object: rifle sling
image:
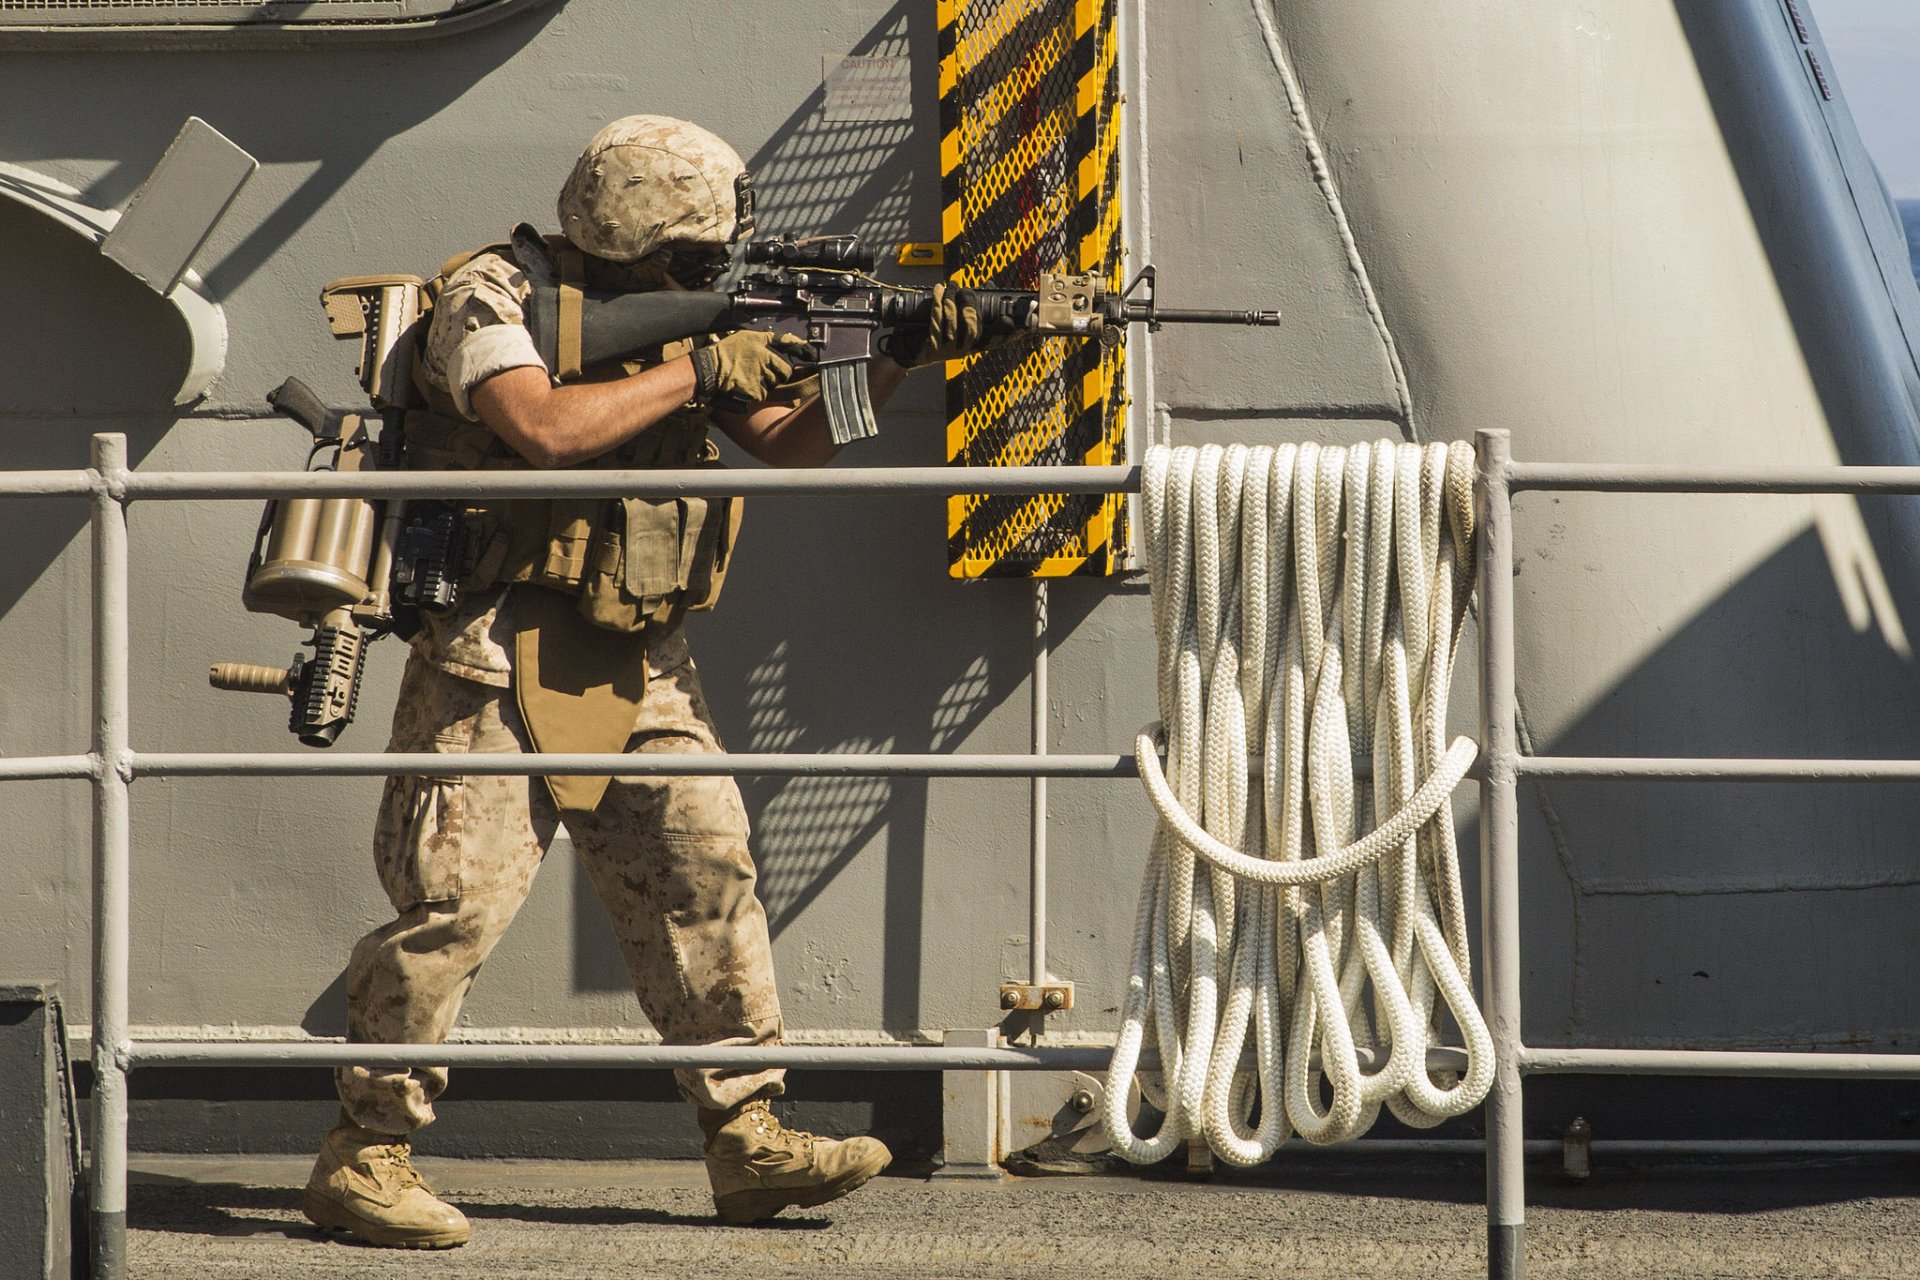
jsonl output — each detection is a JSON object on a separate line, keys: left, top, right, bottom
{"left": 556, "top": 246, "right": 586, "bottom": 381}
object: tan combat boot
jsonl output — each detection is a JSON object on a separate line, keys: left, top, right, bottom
{"left": 302, "top": 1113, "right": 470, "bottom": 1249}
{"left": 700, "top": 1098, "right": 892, "bottom": 1224}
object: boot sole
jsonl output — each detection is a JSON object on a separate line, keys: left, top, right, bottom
{"left": 302, "top": 1188, "right": 470, "bottom": 1249}
{"left": 713, "top": 1149, "right": 892, "bottom": 1225}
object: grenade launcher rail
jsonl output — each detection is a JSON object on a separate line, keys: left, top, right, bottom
{"left": 524, "top": 234, "right": 1282, "bottom": 446}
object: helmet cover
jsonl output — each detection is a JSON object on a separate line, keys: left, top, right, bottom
{"left": 557, "top": 115, "right": 752, "bottom": 262}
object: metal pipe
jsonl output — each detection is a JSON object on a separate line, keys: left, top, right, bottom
{"left": 1031, "top": 580, "right": 1049, "bottom": 990}
{"left": 60, "top": 458, "right": 1920, "bottom": 503}
{"left": 1476, "top": 429, "right": 1525, "bottom": 1280}
{"left": 131, "top": 1042, "right": 1123, "bottom": 1071}
{"left": 0, "top": 754, "right": 99, "bottom": 780}
{"left": 1118, "top": 0, "right": 1156, "bottom": 551}
{"left": 119, "top": 464, "right": 1143, "bottom": 501}
{"left": 131, "top": 750, "right": 1150, "bottom": 779}
{"left": 1199, "top": 1139, "right": 1920, "bottom": 1157}
{"left": 25, "top": 450, "right": 1920, "bottom": 506}
{"left": 0, "top": 469, "right": 93, "bottom": 497}
{"left": 126, "top": 1039, "right": 1475, "bottom": 1073}
{"left": 133, "top": 750, "right": 1373, "bottom": 779}
{"left": 89, "top": 435, "right": 131, "bottom": 1280}
{"left": 1520, "top": 1047, "right": 1920, "bottom": 1079}
{"left": 1510, "top": 460, "right": 1920, "bottom": 495}
{"left": 1577, "top": 1140, "right": 1920, "bottom": 1156}
{"left": 1522, "top": 755, "right": 1920, "bottom": 782}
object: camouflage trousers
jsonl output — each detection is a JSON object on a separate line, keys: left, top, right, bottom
{"left": 335, "top": 628, "right": 784, "bottom": 1133}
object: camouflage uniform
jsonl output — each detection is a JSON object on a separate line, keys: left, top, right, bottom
{"left": 335, "top": 245, "right": 785, "bottom": 1133}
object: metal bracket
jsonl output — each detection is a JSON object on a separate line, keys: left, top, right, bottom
{"left": 999, "top": 981, "right": 1074, "bottom": 1012}
{"left": 0, "top": 119, "right": 255, "bottom": 406}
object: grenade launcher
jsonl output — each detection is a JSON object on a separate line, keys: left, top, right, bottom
{"left": 523, "top": 233, "right": 1282, "bottom": 446}
{"left": 208, "top": 275, "right": 461, "bottom": 746}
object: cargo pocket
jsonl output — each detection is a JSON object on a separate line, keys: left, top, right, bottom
{"left": 371, "top": 742, "right": 469, "bottom": 912}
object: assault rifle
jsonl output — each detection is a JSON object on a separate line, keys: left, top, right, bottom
{"left": 522, "top": 233, "right": 1281, "bottom": 445}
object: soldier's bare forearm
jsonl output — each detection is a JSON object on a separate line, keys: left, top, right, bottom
{"left": 470, "top": 360, "right": 700, "bottom": 468}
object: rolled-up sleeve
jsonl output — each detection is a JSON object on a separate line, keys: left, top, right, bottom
{"left": 420, "top": 252, "right": 551, "bottom": 421}
{"left": 445, "top": 324, "right": 546, "bottom": 419}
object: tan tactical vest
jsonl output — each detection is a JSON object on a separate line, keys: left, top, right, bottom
{"left": 404, "top": 237, "right": 742, "bottom": 637}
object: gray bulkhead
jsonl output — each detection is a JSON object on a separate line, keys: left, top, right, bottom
{"left": 0, "top": 0, "right": 1915, "bottom": 1153}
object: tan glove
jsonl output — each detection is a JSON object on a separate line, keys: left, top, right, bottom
{"left": 886, "top": 283, "right": 1027, "bottom": 368}
{"left": 691, "top": 330, "right": 817, "bottom": 405}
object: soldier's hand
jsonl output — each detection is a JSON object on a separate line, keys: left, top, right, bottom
{"left": 691, "top": 331, "right": 818, "bottom": 406}
{"left": 885, "top": 283, "right": 1026, "bottom": 369}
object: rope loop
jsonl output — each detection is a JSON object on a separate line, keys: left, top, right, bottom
{"left": 1105, "top": 441, "right": 1493, "bottom": 1164}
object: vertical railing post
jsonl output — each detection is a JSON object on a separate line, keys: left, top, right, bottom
{"left": 89, "top": 433, "right": 132, "bottom": 1280}
{"left": 1030, "top": 579, "right": 1050, "bottom": 991}
{"left": 1476, "top": 428, "right": 1525, "bottom": 1280}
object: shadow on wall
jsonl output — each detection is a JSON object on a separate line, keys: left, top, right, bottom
{"left": 1529, "top": 523, "right": 1920, "bottom": 1046}
{"left": 0, "top": 8, "right": 557, "bottom": 303}
{"left": 741, "top": 0, "right": 919, "bottom": 247}
{"left": 0, "top": 2, "right": 559, "bottom": 637}
{"left": 0, "top": 201, "right": 185, "bottom": 680}
{"left": 570, "top": 492, "right": 1111, "bottom": 1031}
{"left": 1674, "top": 2, "right": 1920, "bottom": 590}
{"left": 564, "top": 0, "right": 1006, "bottom": 1034}
{"left": 0, "top": 201, "right": 192, "bottom": 424}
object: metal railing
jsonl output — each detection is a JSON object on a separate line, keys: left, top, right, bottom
{"left": 1475, "top": 428, "right": 1920, "bottom": 1280}
{"left": 22, "top": 434, "right": 1147, "bottom": 1279}
{"left": 18, "top": 430, "right": 1920, "bottom": 1277}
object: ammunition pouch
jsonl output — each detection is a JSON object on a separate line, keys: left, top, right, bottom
{"left": 403, "top": 405, "right": 742, "bottom": 636}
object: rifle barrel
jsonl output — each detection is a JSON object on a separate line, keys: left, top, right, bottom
{"left": 1129, "top": 306, "right": 1281, "bottom": 326}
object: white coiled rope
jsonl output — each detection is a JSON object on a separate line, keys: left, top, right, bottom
{"left": 1104, "top": 441, "right": 1494, "bottom": 1165}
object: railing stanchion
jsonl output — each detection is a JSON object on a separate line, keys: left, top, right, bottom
{"left": 89, "top": 433, "right": 132, "bottom": 1280}
{"left": 1477, "top": 429, "right": 1525, "bottom": 1280}
{"left": 1030, "top": 580, "right": 1050, "bottom": 992}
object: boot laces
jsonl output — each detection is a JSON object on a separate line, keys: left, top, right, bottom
{"left": 364, "top": 1140, "right": 429, "bottom": 1193}
{"left": 749, "top": 1104, "right": 813, "bottom": 1157}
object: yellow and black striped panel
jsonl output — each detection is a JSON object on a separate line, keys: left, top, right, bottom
{"left": 939, "top": 0, "right": 1128, "bottom": 579}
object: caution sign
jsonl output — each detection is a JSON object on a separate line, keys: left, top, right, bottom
{"left": 938, "top": 0, "right": 1128, "bottom": 579}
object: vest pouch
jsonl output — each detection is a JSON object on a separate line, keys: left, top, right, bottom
{"left": 535, "top": 500, "right": 600, "bottom": 588}
{"left": 623, "top": 497, "right": 685, "bottom": 599}
{"left": 571, "top": 496, "right": 678, "bottom": 634}
{"left": 681, "top": 494, "right": 742, "bottom": 613}
{"left": 453, "top": 499, "right": 548, "bottom": 593}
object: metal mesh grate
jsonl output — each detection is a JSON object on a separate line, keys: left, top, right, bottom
{"left": 940, "top": 0, "right": 1127, "bottom": 579}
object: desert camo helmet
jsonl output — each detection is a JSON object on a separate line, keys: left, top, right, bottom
{"left": 557, "top": 115, "right": 754, "bottom": 262}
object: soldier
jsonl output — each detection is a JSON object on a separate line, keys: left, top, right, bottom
{"left": 300, "top": 115, "right": 1008, "bottom": 1249}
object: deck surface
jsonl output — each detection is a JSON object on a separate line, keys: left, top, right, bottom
{"left": 126, "top": 1152, "right": 1920, "bottom": 1278}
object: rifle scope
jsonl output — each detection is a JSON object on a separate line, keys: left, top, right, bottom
{"left": 743, "top": 235, "right": 876, "bottom": 274}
